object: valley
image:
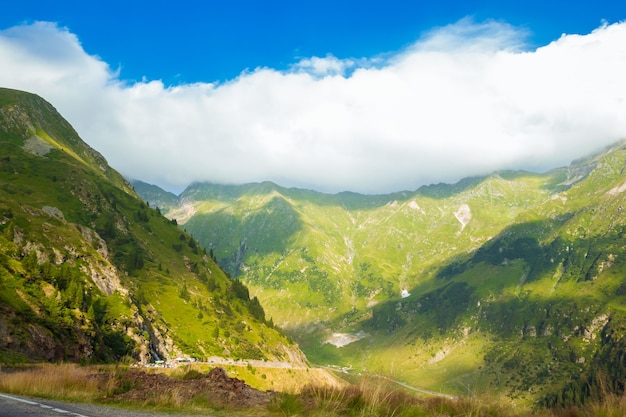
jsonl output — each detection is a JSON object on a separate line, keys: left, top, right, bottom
{"left": 2, "top": 86, "right": 626, "bottom": 412}
{"left": 136, "top": 142, "right": 626, "bottom": 405}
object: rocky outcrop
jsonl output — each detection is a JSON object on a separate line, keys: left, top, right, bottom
{"left": 80, "top": 263, "right": 126, "bottom": 297}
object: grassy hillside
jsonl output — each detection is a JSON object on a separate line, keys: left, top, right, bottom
{"left": 156, "top": 172, "right": 557, "bottom": 328}
{"left": 0, "top": 87, "right": 303, "bottom": 366}
{"left": 140, "top": 140, "right": 626, "bottom": 406}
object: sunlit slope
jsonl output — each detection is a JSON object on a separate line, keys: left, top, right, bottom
{"left": 160, "top": 172, "right": 557, "bottom": 327}
{"left": 349, "top": 143, "right": 626, "bottom": 404}
{"left": 142, "top": 141, "right": 626, "bottom": 405}
{"left": 0, "top": 87, "right": 303, "bottom": 365}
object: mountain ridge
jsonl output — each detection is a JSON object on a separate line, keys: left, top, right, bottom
{"left": 135, "top": 139, "right": 626, "bottom": 405}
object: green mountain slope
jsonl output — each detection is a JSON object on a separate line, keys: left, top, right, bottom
{"left": 0, "top": 87, "right": 304, "bottom": 366}
{"left": 156, "top": 173, "right": 558, "bottom": 327}
{"left": 140, "top": 141, "right": 626, "bottom": 405}
{"left": 131, "top": 180, "right": 179, "bottom": 214}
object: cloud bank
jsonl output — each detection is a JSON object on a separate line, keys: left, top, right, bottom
{"left": 1, "top": 19, "right": 625, "bottom": 194}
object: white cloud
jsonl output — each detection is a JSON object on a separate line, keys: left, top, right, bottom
{"left": 293, "top": 54, "right": 356, "bottom": 77}
{"left": 1, "top": 19, "right": 626, "bottom": 194}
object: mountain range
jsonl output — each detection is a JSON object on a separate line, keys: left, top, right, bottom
{"left": 135, "top": 140, "right": 626, "bottom": 406}
{"left": 2, "top": 86, "right": 626, "bottom": 408}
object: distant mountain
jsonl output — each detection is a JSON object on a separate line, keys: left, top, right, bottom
{"left": 136, "top": 140, "right": 626, "bottom": 406}
{"left": 0, "top": 87, "right": 305, "bottom": 366}
{"left": 131, "top": 180, "right": 179, "bottom": 214}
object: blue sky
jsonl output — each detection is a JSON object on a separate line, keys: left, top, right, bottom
{"left": 3, "top": 1, "right": 624, "bottom": 85}
{"left": 1, "top": 2, "right": 626, "bottom": 194}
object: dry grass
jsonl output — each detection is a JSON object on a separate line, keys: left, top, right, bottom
{"left": 2, "top": 364, "right": 626, "bottom": 417}
{"left": 295, "top": 378, "right": 547, "bottom": 417}
{"left": 0, "top": 364, "right": 218, "bottom": 414}
{"left": 0, "top": 363, "right": 110, "bottom": 401}
{"left": 296, "top": 377, "right": 447, "bottom": 417}
{"left": 544, "top": 392, "right": 626, "bottom": 417}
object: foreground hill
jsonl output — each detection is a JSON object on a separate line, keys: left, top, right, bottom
{"left": 140, "top": 141, "right": 626, "bottom": 405}
{"left": 0, "top": 87, "right": 305, "bottom": 366}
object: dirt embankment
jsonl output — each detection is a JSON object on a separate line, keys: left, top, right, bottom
{"left": 108, "top": 367, "right": 273, "bottom": 407}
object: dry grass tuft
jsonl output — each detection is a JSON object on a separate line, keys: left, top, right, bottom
{"left": 547, "top": 392, "right": 626, "bottom": 417}
{"left": 298, "top": 377, "right": 424, "bottom": 417}
{"left": 0, "top": 363, "right": 108, "bottom": 401}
